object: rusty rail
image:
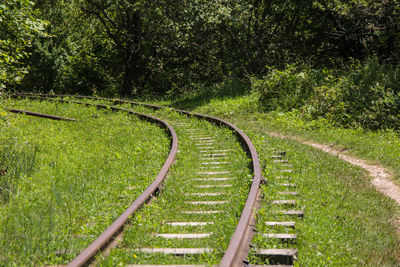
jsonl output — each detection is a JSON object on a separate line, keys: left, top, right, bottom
{"left": 5, "top": 108, "right": 77, "bottom": 121}
{"left": 8, "top": 94, "right": 178, "bottom": 267}
{"left": 12, "top": 93, "right": 263, "bottom": 266}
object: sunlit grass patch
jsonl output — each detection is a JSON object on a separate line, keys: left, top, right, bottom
{"left": 98, "top": 110, "right": 251, "bottom": 266}
{"left": 0, "top": 99, "right": 170, "bottom": 266}
{"left": 155, "top": 93, "right": 400, "bottom": 266}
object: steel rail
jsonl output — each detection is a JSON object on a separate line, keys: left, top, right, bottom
{"left": 13, "top": 93, "right": 263, "bottom": 266}
{"left": 8, "top": 94, "right": 178, "bottom": 267}
{"left": 4, "top": 108, "right": 77, "bottom": 121}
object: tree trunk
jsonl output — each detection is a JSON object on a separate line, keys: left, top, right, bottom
{"left": 120, "top": 55, "right": 136, "bottom": 97}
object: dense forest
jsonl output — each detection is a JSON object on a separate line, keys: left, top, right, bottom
{"left": 1, "top": 0, "right": 400, "bottom": 129}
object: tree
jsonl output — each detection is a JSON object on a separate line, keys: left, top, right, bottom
{"left": 0, "top": 0, "right": 46, "bottom": 90}
{"left": 79, "top": 0, "right": 145, "bottom": 97}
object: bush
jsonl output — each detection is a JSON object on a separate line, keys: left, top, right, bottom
{"left": 254, "top": 59, "right": 400, "bottom": 130}
{"left": 253, "top": 64, "right": 315, "bottom": 112}
{"left": 305, "top": 59, "right": 400, "bottom": 129}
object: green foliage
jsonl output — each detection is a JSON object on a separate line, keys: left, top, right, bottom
{"left": 304, "top": 59, "right": 400, "bottom": 129}
{"left": 5, "top": 0, "right": 400, "bottom": 109}
{"left": 253, "top": 65, "right": 314, "bottom": 112}
{"left": 0, "top": 0, "right": 46, "bottom": 89}
{"left": 253, "top": 58, "right": 400, "bottom": 130}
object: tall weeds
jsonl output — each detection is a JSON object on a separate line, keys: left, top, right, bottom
{"left": 0, "top": 141, "right": 37, "bottom": 204}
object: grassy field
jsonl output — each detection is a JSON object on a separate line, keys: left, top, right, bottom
{"left": 96, "top": 104, "right": 251, "bottom": 265}
{"left": 2, "top": 95, "right": 400, "bottom": 266}
{"left": 81, "top": 95, "right": 400, "bottom": 265}
{"left": 154, "top": 92, "right": 400, "bottom": 266}
{"left": 185, "top": 93, "right": 400, "bottom": 182}
{"left": 249, "top": 132, "right": 399, "bottom": 265}
{"left": 0, "top": 98, "right": 170, "bottom": 266}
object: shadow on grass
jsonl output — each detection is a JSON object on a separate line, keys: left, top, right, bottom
{"left": 168, "top": 79, "right": 251, "bottom": 110}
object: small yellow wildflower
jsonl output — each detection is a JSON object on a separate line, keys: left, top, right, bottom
{"left": 0, "top": 112, "right": 6, "bottom": 116}
{"left": 133, "top": 254, "right": 137, "bottom": 258}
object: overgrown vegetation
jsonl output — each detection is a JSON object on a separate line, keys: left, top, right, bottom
{"left": 0, "top": 109, "right": 37, "bottom": 204}
{"left": 156, "top": 87, "right": 400, "bottom": 266}
{"left": 0, "top": 99, "right": 169, "bottom": 265}
{"left": 253, "top": 58, "right": 400, "bottom": 130}
{"left": 98, "top": 108, "right": 251, "bottom": 265}
{"left": 165, "top": 87, "right": 400, "bottom": 183}
{"left": 2, "top": 1, "right": 400, "bottom": 104}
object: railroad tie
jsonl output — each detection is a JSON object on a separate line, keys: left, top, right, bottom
{"left": 195, "top": 146, "right": 215, "bottom": 149}
{"left": 193, "top": 177, "right": 232, "bottom": 181}
{"left": 253, "top": 249, "right": 298, "bottom": 265}
{"left": 274, "top": 210, "right": 304, "bottom": 217}
{"left": 263, "top": 233, "right": 297, "bottom": 243}
{"left": 154, "top": 233, "right": 213, "bottom": 239}
{"left": 281, "top": 164, "right": 294, "bottom": 168}
{"left": 195, "top": 142, "right": 216, "bottom": 146}
{"left": 195, "top": 139, "right": 215, "bottom": 142}
{"left": 198, "top": 149, "right": 233, "bottom": 153}
{"left": 194, "top": 184, "right": 232, "bottom": 188}
{"left": 272, "top": 200, "right": 297, "bottom": 206}
{"left": 166, "top": 222, "right": 214, "bottom": 226}
{"left": 273, "top": 159, "right": 289, "bottom": 163}
{"left": 199, "top": 157, "right": 229, "bottom": 161}
{"left": 134, "top": 248, "right": 213, "bottom": 255}
{"left": 200, "top": 153, "right": 228, "bottom": 157}
{"left": 185, "top": 201, "right": 228, "bottom": 205}
{"left": 196, "top": 171, "right": 231, "bottom": 175}
{"left": 187, "top": 192, "right": 225, "bottom": 196}
{"left": 181, "top": 210, "right": 222, "bottom": 214}
{"left": 265, "top": 221, "right": 295, "bottom": 228}
{"left": 279, "top": 183, "right": 297, "bottom": 187}
{"left": 200, "top": 161, "right": 229, "bottom": 165}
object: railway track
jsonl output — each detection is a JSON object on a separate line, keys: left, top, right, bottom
{"left": 7, "top": 94, "right": 302, "bottom": 266}
{"left": 4, "top": 107, "right": 78, "bottom": 121}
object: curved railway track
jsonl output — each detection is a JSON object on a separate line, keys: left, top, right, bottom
{"left": 8, "top": 93, "right": 300, "bottom": 266}
{"left": 4, "top": 107, "right": 78, "bottom": 121}
{"left": 4, "top": 96, "right": 178, "bottom": 265}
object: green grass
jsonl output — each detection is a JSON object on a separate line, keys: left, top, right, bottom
{"left": 98, "top": 107, "right": 252, "bottom": 265}
{"left": 8, "top": 94, "right": 400, "bottom": 265}
{"left": 149, "top": 92, "right": 400, "bottom": 266}
{"left": 0, "top": 98, "right": 170, "bottom": 266}
{"left": 250, "top": 134, "right": 399, "bottom": 266}
{"left": 158, "top": 92, "right": 400, "bottom": 183}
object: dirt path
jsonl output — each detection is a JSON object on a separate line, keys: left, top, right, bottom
{"left": 268, "top": 132, "right": 400, "bottom": 206}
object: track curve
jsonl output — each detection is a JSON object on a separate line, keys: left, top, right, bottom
{"left": 11, "top": 93, "right": 263, "bottom": 266}
{"left": 7, "top": 95, "right": 178, "bottom": 266}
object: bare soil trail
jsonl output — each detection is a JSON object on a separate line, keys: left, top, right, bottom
{"left": 267, "top": 132, "right": 400, "bottom": 207}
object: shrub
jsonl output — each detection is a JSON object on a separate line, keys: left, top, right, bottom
{"left": 253, "top": 64, "right": 315, "bottom": 112}
{"left": 254, "top": 59, "right": 400, "bottom": 130}
{"left": 305, "top": 58, "right": 400, "bottom": 129}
